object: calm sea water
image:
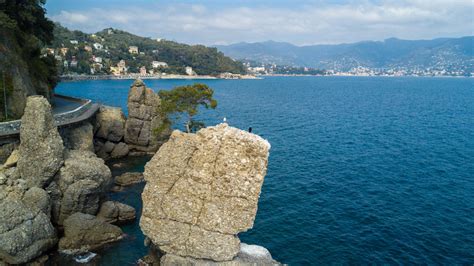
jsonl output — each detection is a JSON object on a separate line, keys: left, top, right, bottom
{"left": 56, "top": 76, "right": 474, "bottom": 265}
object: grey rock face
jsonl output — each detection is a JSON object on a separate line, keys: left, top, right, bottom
{"left": 97, "top": 201, "right": 136, "bottom": 224}
{"left": 125, "top": 79, "right": 166, "bottom": 151}
{"left": 140, "top": 123, "right": 270, "bottom": 261}
{"left": 110, "top": 142, "right": 130, "bottom": 159}
{"left": 54, "top": 150, "right": 112, "bottom": 224}
{"left": 0, "top": 199, "right": 57, "bottom": 264}
{"left": 58, "top": 212, "right": 123, "bottom": 254}
{"left": 17, "top": 96, "right": 64, "bottom": 188}
{"left": 22, "top": 187, "right": 52, "bottom": 218}
{"left": 62, "top": 122, "right": 95, "bottom": 152}
{"left": 95, "top": 106, "right": 126, "bottom": 142}
{"left": 115, "top": 172, "right": 144, "bottom": 186}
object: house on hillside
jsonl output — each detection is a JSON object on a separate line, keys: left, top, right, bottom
{"left": 110, "top": 60, "right": 127, "bottom": 75}
{"left": 129, "top": 46, "right": 139, "bottom": 54}
{"left": 152, "top": 61, "right": 168, "bottom": 68}
{"left": 70, "top": 57, "right": 78, "bottom": 68}
{"left": 84, "top": 45, "right": 93, "bottom": 52}
{"left": 140, "top": 66, "right": 147, "bottom": 76}
{"left": 93, "top": 43, "right": 103, "bottom": 50}
{"left": 185, "top": 66, "right": 195, "bottom": 76}
{"left": 70, "top": 40, "right": 78, "bottom": 45}
{"left": 60, "top": 47, "right": 69, "bottom": 56}
{"left": 93, "top": 56, "right": 102, "bottom": 63}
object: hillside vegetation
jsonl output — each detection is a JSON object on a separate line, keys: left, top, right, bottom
{"left": 50, "top": 24, "right": 246, "bottom": 76}
{"left": 0, "top": 0, "right": 57, "bottom": 120}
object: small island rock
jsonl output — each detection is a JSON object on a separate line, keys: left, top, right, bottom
{"left": 115, "top": 172, "right": 144, "bottom": 186}
{"left": 97, "top": 201, "right": 136, "bottom": 224}
{"left": 59, "top": 212, "right": 123, "bottom": 254}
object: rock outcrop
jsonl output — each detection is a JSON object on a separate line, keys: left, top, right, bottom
{"left": 95, "top": 106, "right": 126, "bottom": 142}
{"left": 115, "top": 172, "right": 144, "bottom": 187}
{"left": 61, "top": 122, "right": 95, "bottom": 152}
{"left": 58, "top": 212, "right": 123, "bottom": 254}
{"left": 17, "top": 96, "right": 64, "bottom": 188}
{"left": 0, "top": 199, "right": 57, "bottom": 264}
{"left": 125, "top": 79, "right": 167, "bottom": 153}
{"left": 140, "top": 123, "right": 270, "bottom": 261}
{"left": 97, "top": 201, "right": 136, "bottom": 224}
{"left": 94, "top": 106, "right": 129, "bottom": 160}
{"left": 53, "top": 150, "right": 112, "bottom": 224}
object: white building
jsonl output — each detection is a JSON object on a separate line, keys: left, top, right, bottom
{"left": 129, "top": 46, "right": 139, "bottom": 54}
{"left": 152, "top": 61, "right": 168, "bottom": 68}
{"left": 185, "top": 66, "right": 195, "bottom": 76}
{"left": 93, "top": 43, "right": 103, "bottom": 50}
{"left": 70, "top": 40, "right": 78, "bottom": 44}
{"left": 93, "top": 57, "right": 102, "bottom": 63}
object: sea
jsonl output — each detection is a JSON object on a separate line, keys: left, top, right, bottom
{"left": 56, "top": 76, "right": 474, "bottom": 265}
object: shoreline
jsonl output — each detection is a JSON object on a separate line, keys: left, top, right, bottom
{"left": 60, "top": 74, "right": 261, "bottom": 82}
{"left": 262, "top": 74, "right": 472, "bottom": 78}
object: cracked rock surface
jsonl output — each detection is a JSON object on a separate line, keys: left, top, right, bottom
{"left": 0, "top": 199, "right": 57, "bottom": 264}
{"left": 140, "top": 123, "right": 270, "bottom": 261}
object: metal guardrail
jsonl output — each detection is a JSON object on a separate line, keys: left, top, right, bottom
{"left": 0, "top": 96, "right": 100, "bottom": 138}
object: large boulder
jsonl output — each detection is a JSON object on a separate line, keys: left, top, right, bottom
{"left": 54, "top": 150, "right": 112, "bottom": 224}
{"left": 17, "top": 96, "right": 64, "bottom": 188}
{"left": 61, "top": 122, "right": 95, "bottom": 152}
{"left": 97, "top": 201, "right": 136, "bottom": 224}
{"left": 58, "top": 212, "right": 123, "bottom": 254}
{"left": 140, "top": 123, "right": 270, "bottom": 261}
{"left": 124, "top": 79, "right": 167, "bottom": 152}
{"left": 0, "top": 199, "right": 57, "bottom": 264}
{"left": 95, "top": 106, "right": 126, "bottom": 142}
{"left": 110, "top": 142, "right": 130, "bottom": 159}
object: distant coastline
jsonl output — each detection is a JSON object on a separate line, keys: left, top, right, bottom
{"left": 60, "top": 73, "right": 261, "bottom": 81}
{"left": 262, "top": 73, "right": 473, "bottom": 78}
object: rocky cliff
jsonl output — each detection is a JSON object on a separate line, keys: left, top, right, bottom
{"left": 140, "top": 123, "right": 277, "bottom": 264}
{"left": 0, "top": 96, "right": 122, "bottom": 264}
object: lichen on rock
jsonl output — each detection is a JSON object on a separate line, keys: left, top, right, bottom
{"left": 140, "top": 123, "right": 270, "bottom": 261}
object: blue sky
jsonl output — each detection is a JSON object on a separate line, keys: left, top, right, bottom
{"left": 45, "top": 0, "right": 474, "bottom": 46}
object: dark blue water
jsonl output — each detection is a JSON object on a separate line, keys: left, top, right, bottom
{"left": 56, "top": 76, "right": 474, "bottom": 265}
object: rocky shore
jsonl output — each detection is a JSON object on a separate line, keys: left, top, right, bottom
{"left": 0, "top": 79, "right": 280, "bottom": 265}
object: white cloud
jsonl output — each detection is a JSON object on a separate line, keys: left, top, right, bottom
{"left": 49, "top": 1, "right": 474, "bottom": 45}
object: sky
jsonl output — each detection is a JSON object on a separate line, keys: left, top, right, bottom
{"left": 45, "top": 0, "right": 474, "bottom": 46}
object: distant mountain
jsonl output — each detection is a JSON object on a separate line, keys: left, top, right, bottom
{"left": 49, "top": 24, "right": 246, "bottom": 76}
{"left": 216, "top": 37, "right": 474, "bottom": 73}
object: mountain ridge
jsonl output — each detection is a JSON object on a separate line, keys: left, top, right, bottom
{"left": 215, "top": 36, "right": 474, "bottom": 74}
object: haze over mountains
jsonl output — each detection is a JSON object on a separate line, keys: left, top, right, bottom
{"left": 216, "top": 37, "right": 474, "bottom": 74}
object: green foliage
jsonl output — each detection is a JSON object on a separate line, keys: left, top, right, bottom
{"left": 0, "top": 0, "right": 57, "bottom": 94}
{"left": 51, "top": 25, "right": 247, "bottom": 76}
{"left": 157, "top": 83, "right": 218, "bottom": 133}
